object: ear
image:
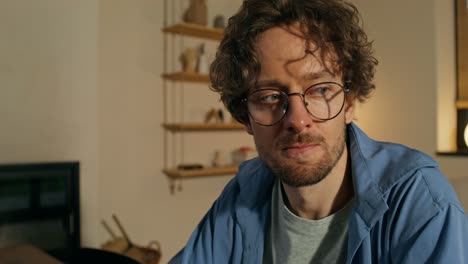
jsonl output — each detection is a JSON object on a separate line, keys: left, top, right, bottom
{"left": 244, "top": 121, "right": 254, "bottom": 135}
{"left": 344, "top": 96, "right": 356, "bottom": 124}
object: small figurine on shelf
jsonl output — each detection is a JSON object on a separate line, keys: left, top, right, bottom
{"left": 177, "top": 164, "right": 204, "bottom": 170}
{"left": 231, "top": 146, "right": 258, "bottom": 166}
{"left": 212, "top": 150, "right": 227, "bottom": 168}
{"left": 204, "top": 108, "right": 217, "bottom": 123}
{"left": 182, "top": 0, "right": 208, "bottom": 26}
{"left": 218, "top": 109, "right": 224, "bottom": 122}
{"left": 204, "top": 108, "right": 224, "bottom": 123}
{"left": 196, "top": 44, "right": 209, "bottom": 74}
{"left": 179, "top": 47, "right": 198, "bottom": 73}
{"left": 213, "top": 15, "right": 225, "bottom": 29}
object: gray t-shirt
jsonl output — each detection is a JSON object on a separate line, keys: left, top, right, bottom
{"left": 263, "top": 178, "right": 352, "bottom": 264}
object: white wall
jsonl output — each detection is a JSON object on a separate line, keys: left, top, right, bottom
{"left": 351, "top": 1, "right": 437, "bottom": 153}
{"left": 349, "top": 0, "right": 468, "bottom": 180}
{"left": 1, "top": 0, "right": 466, "bottom": 263}
{"left": 0, "top": 0, "right": 244, "bottom": 262}
{"left": 97, "top": 0, "right": 245, "bottom": 262}
{"left": 0, "top": 0, "right": 100, "bottom": 246}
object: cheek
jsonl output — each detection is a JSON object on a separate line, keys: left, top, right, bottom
{"left": 251, "top": 126, "right": 277, "bottom": 147}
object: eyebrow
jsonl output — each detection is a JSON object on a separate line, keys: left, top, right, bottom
{"left": 255, "top": 71, "right": 332, "bottom": 89}
{"left": 254, "top": 79, "right": 287, "bottom": 89}
{"left": 301, "top": 71, "right": 331, "bottom": 82}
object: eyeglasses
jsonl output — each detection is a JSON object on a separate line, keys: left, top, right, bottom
{"left": 243, "top": 81, "right": 349, "bottom": 126}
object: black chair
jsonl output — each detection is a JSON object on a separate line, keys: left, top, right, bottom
{"left": 67, "top": 248, "right": 140, "bottom": 264}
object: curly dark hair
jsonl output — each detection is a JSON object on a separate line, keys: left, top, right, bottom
{"left": 210, "top": 0, "right": 378, "bottom": 124}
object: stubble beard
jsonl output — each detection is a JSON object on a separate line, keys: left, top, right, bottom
{"left": 257, "top": 126, "right": 347, "bottom": 187}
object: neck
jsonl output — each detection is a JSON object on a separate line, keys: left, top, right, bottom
{"left": 281, "top": 147, "right": 354, "bottom": 220}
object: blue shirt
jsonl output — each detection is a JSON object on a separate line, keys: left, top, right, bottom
{"left": 170, "top": 123, "right": 468, "bottom": 263}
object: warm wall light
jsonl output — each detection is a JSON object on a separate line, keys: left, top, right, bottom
{"left": 457, "top": 109, "right": 468, "bottom": 151}
{"left": 464, "top": 123, "right": 468, "bottom": 147}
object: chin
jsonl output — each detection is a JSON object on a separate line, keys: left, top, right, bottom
{"left": 274, "top": 162, "right": 331, "bottom": 187}
{"left": 262, "top": 144, "right": 342, "bottom": 187}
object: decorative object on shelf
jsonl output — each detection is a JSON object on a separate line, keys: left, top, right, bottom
{"left": 161, "top": 2, "right": 245, "bottom": 189}
{"left": 101, "top": 214, "right": 161, "bottom": 264}
{"left": 177, "top": 163, "right": 204, "bottom": 170}
{"left": 218, "top": 109, "right": 224, "bottom": 122}
{"left": 182, "top": 0, "right": 208, "bottom": 26}
{"left": 231, "top": 146, "right": 258, "bottom": 165}
{"left": 204, "top": 108, "right": 225, "bottom": 123}
{"left": 212, "top": 150, "right": 228, "bottom": 167}
{"left": 196, "top": 43, "right": 209, "bottom": 73}
{"left": 179, "top": 47, "right": 198, "bottom": 73}
{"left": 213, "top": 15, "right": 225, "bottom": 29}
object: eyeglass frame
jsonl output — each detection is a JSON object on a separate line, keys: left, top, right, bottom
{"left": 241, "top": 81, "right": 350, "bottom": 126}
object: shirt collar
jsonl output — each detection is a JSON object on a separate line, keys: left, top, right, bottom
{"left": 235, "top": 122, "right": 439, "bottom": 226}
{"left": 347, "top": 122, "right": 438, "bottom": 227}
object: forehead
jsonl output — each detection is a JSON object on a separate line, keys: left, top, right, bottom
{"left": 256, "top": 25, "right": 308, "bottom": 61}
{"left": 254, "top": 25, "right": 339, "bottom": 81}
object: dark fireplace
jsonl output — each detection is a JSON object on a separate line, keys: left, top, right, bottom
{"left": 0, "top": 162, "right": 80, "bottom": 261}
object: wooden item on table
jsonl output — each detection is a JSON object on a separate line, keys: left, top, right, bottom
{"left": 100, "top": 214, "right": 161, "bottom": 264}
{"left": 126, "top": 241, "right": 161, "bottom": 264}
{"left": 101, "top": 237, "right": 130, "bottom": 254}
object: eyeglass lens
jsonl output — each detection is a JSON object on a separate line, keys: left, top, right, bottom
{"left": 246, "top": 82, "right": 346, "bottom": 126}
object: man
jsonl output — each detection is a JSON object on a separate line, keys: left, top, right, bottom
{"left": 170, "top": 0, "right": 468, "bottom": 263}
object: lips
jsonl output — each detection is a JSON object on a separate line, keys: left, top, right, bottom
{"left": 277, "top": 133, "right": 324, "bottom": 155}
{"left": 283, "top": 143, "right": 319, "bottom": 155}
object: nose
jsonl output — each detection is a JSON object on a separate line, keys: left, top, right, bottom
{"left": 282, "top": 93, "right": 312, "bottom": 133}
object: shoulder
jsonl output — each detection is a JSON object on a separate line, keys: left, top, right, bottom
{"left": 348, "top": 123, "right": 465, "bottom": 230}
{"left": 383, "top": 168, "right": 468, "bottom": 262}
{"left": 348, "top": 123, "right": 440, "bottom": 193}
{"left": 214, "top": 157, "right": 274, "bottom": 210}
{"left": 383, "top": 166, "right": 466, "bottom": 242}
{"left": 386, "top": 166, "right": 465, "bottom": 217}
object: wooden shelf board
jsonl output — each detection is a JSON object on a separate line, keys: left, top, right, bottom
{"left": 456, "top": 100, "right": 468, "bottom": 109}
{"left": 163, "top": 166, "right": 238, "bottom": 179}
{"left": 162, "top": 72, "right": 210, "bottom": 83}
{"left": 162, "top": 23, "right": 223, "bottom": 41}
{"left": 162, "top": 122, "right": 245, "bottom": 132}
{"left": 436, "top": 151, "right": 468, "bottom": 156}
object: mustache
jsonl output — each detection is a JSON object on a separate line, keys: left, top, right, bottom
{"left": 276, "top": 133, "right": 325, "bottom": 148}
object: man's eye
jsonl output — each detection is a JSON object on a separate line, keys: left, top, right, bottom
{"left": 259, "top": 93, "right": 281, "bottom": 103}
{"left": 251, "top": 91, "right": 283, "bottom": 104}
{"left": 310, "top": 86, "right": 330, "bottom": 96}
